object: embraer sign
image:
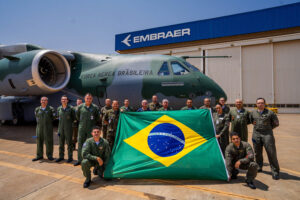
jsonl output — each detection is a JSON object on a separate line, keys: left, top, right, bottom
{"left": 121, "top": 28, "right": 191, "bottom": 47}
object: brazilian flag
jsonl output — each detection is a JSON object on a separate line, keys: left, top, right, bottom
{"left": 104, "top": 109, "right": 229, "bottom": 180}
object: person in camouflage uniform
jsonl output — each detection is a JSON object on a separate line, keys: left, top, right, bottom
{"left": 199, "top": 98, "right": 214, "bottom": 113}
{"left": 148, "top": 95, "right": 162, "bottom": 111}
{"left": 56, "top": 95, "right": 76, "bottom": 163}
{"left": 181, "top": 99, "right": 197, "bottom": 110}
{"left": 213, "top": 104, "right": 230, "bottom": 155}
{"left": 120, "top": 98, "right": 134, "bottom": 112}
{"left": 218, "top": 97, "right": 230, "bottom": 114}
{"left": 229, "top": 99, "right": 251, "bottom": 142}
{"left": 158, "top": 99, "right": 172, "bottom": 111}
{"left": 72, "top": 98, "right": 83, "bottom": 150}
{"left": 74, "top": 93, "right": 100, "bottom": 166}
{"left": 250, "top": 97, "right": 280, "bottom": 180}
{"left": 103, "top": 100, "right": 120, "bottom": 150}
{"left": 100, "top": 98, "right": 112, "bottom": 139}
{"left": 225, "top": 132, "right": 258, "bottom": 189}
{"left": 32, "top": 96, "right": 56, "bottom": 161}
{"left": 81, "top": 126, "right": 110, "bottom": 188}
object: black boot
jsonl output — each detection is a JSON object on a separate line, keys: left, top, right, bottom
{"left": 55, "top": 158, "right": 64, "bottom": 163}
{"left": 74, "top": 161, "right": 81, "bottom": 166}
{"left": 83, "top": 180, "right": 91, "bottom": 188}
{"left": 32, "top": 157, "right": 43, "bottom": 161}
{"left": 67, "top": 158, "right": 73, "bottom": 163}
{"left": 245, "top": 180, "right": 256, "bottom": 189}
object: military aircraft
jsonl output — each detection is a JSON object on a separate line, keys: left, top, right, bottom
{"left": 0, "top": 44, "right": 226, "bottom": 124}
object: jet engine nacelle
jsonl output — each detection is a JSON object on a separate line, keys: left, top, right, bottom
{"left": 0, "top": 50, "right": 71, "bottom": 96}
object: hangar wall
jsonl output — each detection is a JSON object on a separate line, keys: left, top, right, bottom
{"left": 129, "top": 34, "right": 300, "bottom": 112}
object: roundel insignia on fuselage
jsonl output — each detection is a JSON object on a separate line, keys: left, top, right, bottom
{"left": 147, "top": 123, "right": 185, "bottom": 157}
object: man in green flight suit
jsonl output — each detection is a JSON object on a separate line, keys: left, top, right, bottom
{"left": 213, "top": 104, "right": 230, "bottom": 155}
{"left": 100, "top": 98, "right": 112, "bottom": 139}
{"left": 148, "top": 95, "right": 162, "bottom": 111}
{"left": 74, "top": 93, "right": 100, "bottom": 166}
{"left": 158, "top": 99, "right": 172, "bottom": 111}
{"left": 103, "top": 100, "right": 120, "bottom": 150}
{"left": 250, "top": 97, "right": 280, "bottom": 180}
{"left": 229, "top": 99, "right": 251, "bottom": 142}
{"left": 81, "top": 126, "right": 110, "bottom": 188}
{"left": 225, "top": 132, "right": 258, "bottom": 189}
{"left": 120, "top": 98, "right": 134, "bottom": 112}
{"left": 181, "top": 99, "right": 197, "bottom": 110}
{"left": 56, "top": 95, "right": 76, "bottom": 163}
{"left": 32, "top": 96, "right": 56, "bottom": 161}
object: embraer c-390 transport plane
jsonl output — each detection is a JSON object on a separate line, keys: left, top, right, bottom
{"left": 0, "top": 44, "right": 226, "bottom": 124}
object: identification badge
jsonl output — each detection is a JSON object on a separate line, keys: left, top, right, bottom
{"left": 91, "top": 116, "right": 94, "bottom": 120}
{"left": 99, "top": 146, "right": 103, "bottom": 150}
{"left": 216, "top": 120, "right": 219, "bottom": 125}
{"left": 237, "top": 115, "right": 240, "bottom": 119}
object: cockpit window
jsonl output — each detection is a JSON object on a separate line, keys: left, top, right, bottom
{"left": 158, "top": 62, "right": 170, "bottom": 76}
{"left": 183, "top": 61, "right": 200, "bottom": 72}
{"left": 171, "top": 61, "right": 189, "bottom": 75}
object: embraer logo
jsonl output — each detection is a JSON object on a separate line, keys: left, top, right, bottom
{"left": 121, "top": 28, "right": 191, "bottom": 47}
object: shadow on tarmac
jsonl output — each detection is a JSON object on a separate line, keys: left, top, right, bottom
{"left": 261, "top": 171, "right": 300, "bottom": 181}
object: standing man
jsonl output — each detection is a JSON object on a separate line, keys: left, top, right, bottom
{"left": 56, "top": 95, "right": 76, "bottom": 163}
{"left": 81, "top": 126, "right": 110, "bottom": 188}
{"left": 32, "top": 96, "right": 56, "bottom": 161}
{"left": 103, "top": 100, "right": 120, "bottom": 150}
{"left": 199, "top": 98, "right": 214, "bottom": 113}
{"left": 229, "top": 99, "right": 251, "bottom": 142}
{"left": 250, "top": 97, "right": 280, "bottom": 180}
{"left": 158, "top": 99, "right": 172, "bottom": 111}
{"left": 181, "top": 99, "right": 197, "bottom": 110}
{"left": 225, "top": 132, "right": 258, "bottom": 189}
{"left": 74, "top": 93, "right": 100, "bottom": 166}
{"left": 148, "top": 95, "right": 162, "bottom": 111}
{"left": 219, "top": 97, "right": 230, "bottom": 114}
{"left": 213, "top": 104, "right": 230, "bottom": 155}
{"left": 137, "top": 100, "right": 151, "bottom": 112}
{"left": 120, "top": 99, "right": 134, "bottom": 112}
{"left": 72, "top": 98, "right": 83, "bottom": 150}
{"left": 100, "top": 98, "right": 112, "bottom": 139}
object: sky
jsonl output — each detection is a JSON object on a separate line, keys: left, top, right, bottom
{"left": 1, "top": 0, "right": 299, "bottom": 54}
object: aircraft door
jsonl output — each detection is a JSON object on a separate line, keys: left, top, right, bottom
{"left": 95, "top": 78, "right": 108, "bottom": 99}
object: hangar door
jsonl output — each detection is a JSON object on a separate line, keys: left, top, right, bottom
{"left": 206, "top": 47, "right": 241, "bottom": 104}
{"left": 241, "top": 44, "right": 273, "bottom": 104}
{"left": 274, "top": 40, "right": 300, "bottom": 104}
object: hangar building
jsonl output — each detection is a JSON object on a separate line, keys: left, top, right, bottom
{"left": 115, "top": 3, "right": 300, "bottom": 113}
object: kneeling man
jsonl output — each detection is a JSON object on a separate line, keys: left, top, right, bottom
{"left": 81, "top": 126, "right": 111, "bottom": 188}
{"left": 225, "top": 132, "right": 258, "bottom": 189}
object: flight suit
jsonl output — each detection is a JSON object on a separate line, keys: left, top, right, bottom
{"left": 120, "top": 106, "right": 134, "bottom": 112}
{"left": 76, "top": 104, "right": 100, "bottom": 162}
{"left": 148, "top": 102, "right": 162, "bottom": 111}
{"left": 72, "top": 105, "right": 80, "bottom": 149}
{"left": 181, "top": 106, "right": 197, "bottom": 110}
{"left": 221, "top": 105, "right": 230, "bottom": 114}
{"left": 229, "top": 108, "right": 251, "bottom": 142}
{"left": 158, "top": 107, "right": 173, "bottom": 111}
{"left": 100, "top": 105, "right": 112, "bottom": 139}
{"left": 35, "top": 106, "right": 56, "bottom": 159}
{"left": 199, "top": 106, "right": 214, "bottom": 113}
{"left": 81, "top": 137, "right": 111, "bottom": 181}
{"left": 57, "top": 105, "right": 75, "bottom": 159}
{"left": 213, "top": 113, "right": 230, "bottom": 155}
{"left": 104, "top": 109, "right": 120, "bottom": 150}
{"left": 225, "top": 141, "right": 258, "bottom": 181}
{"left": 250, "top": 109, "right": 280, "bottom": 176}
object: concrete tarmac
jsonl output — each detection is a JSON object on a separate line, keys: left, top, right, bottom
{"left": 0, "top": 114, "right": 299, "bottom": 200}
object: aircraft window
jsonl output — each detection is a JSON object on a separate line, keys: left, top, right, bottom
{"left": 171, "top": 62, "right": 189, "bottom": 75}
{"left": 183, "top": 61, "right": 200, "bottom": 72}
{"left": 158, "top": 62, "right": 170, "bottom": 76}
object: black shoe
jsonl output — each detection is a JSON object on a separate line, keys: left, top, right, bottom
{"left": 83, "top": 180, "right": 91, "bottom": 188}
{"left": 48, "top": 157, "right": 54, "bottom": 161}
{"left": 272, "top": 174, "right": 280, "bottom": 180}
{"left": 246, "top": 180, "right": 256, "bottom": 189}
{"left": 55, "top": 158, "right": 64, "bottom": 162}
{"left": 74, "top": 161, "right": 81, "bottom": 166}
{"left": 67, "top": 158, "right": 73, "bottom": 163}
{"left": 258, "top": 168, "right": 263, "bottom": 172}
{"left": 32, "top": 157, "right": 43, "bottom": 162}
{"left": 231, "top": 174, "right": 238, "bottom": 179}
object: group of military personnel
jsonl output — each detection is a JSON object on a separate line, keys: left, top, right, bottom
{"left": 31, "top": 93, "right": 280, "bottom": 189}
